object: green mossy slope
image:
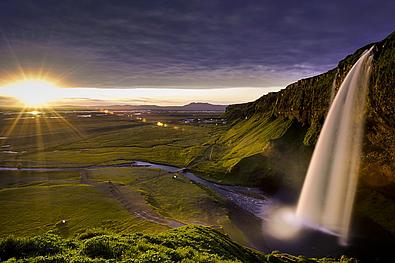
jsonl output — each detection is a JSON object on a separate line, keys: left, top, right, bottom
{"left": 222, "top": 32, "right": 395, "bottom": 188}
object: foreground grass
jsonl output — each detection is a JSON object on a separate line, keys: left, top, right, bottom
{"left": 0, "top": 180, "right": 167, "bottom": 238}
{"left": 89, "top": 167, "right": 244, "bottom": 238}
{"left": 89, "top": 167, "right": 229, "bottom": 224}
{"left": 0, "top": 225, "right": 356, "bottom": 263}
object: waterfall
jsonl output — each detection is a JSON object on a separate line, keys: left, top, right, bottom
{"left": 296, "top": 46, "right": 374, "bottom": 245}
{"left": 330, "top": 70, "right": 338, "bottom": 104}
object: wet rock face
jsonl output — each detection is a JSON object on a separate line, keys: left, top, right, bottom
{"left": 365, "top": 35, "right": 395, "bottom": 180}
{"left": 225, "top": 31, "right": 395, "bottom": 180}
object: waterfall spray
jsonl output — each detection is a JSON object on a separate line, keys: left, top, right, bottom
{"left": 296, "top": 46, "right": 374, "bottom": 245}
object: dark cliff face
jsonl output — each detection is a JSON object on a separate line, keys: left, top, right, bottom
{"left": 363, "top": 34, "right": 395, "bottom": 185}
{"left": 225, "top": 31, "right": 395, "bottom": 180}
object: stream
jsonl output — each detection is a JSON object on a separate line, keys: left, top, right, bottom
{"left": 131, "top": 161, "right": 272, "bottom": 217}
{"left": 0, "top": 161, "right": 272, "bottom": 219}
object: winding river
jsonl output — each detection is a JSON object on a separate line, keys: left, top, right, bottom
{"left": 0, "top": 161, "right": 271, "bottom": 219}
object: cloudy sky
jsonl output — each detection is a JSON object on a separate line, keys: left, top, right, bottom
{"left": 0, "top": 0, "right": 394, "bottom": 105}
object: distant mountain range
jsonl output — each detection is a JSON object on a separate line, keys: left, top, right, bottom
{"left": 90, "top": 102, "right": 228, "bottom": 112}
{"left": 0, "top": 101, "right": 228, "bottom": 112}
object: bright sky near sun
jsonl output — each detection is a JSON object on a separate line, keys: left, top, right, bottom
{"left": 0, "top": 79, "right": 282, "bottom": 107}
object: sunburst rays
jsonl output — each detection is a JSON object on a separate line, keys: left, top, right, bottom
{"left": 0, "top": 106, "right": 84, "bottom": 167}
{"left": 0, "top": 33, "right": 87, "bottom": 167}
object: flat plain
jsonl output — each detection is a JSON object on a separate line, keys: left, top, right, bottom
{"left": 0, "top": 109, "right": 246, "bottom": 245}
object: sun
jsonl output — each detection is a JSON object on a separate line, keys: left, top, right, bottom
{"left": 1, "top": 79, "right": 62, "bottom": 107}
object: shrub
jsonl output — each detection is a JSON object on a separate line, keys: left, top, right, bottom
{"left": 0, "top": 225, "right": 357, "bottom": 262}
{"left": 82, "top": 235, "right": 127, "bottom": 259}
{"left": 76, "top": 228, "right": 111, "bottom": 241}
{"left": 0, "top": 234, "right": 64, "bottom": 261}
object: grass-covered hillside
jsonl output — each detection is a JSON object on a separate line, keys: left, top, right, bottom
{"left": 0, "top": 225, "right": 356, "bottom": 263}
{"left": 219, "top": 31, "right": 394, "bottom": 189}
{"left": 188, "top": 114, "right": 312, "bottom": 193}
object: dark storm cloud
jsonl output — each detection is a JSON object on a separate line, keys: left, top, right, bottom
{"left": 0, "top": 0, "right": 393, "bottom": 88}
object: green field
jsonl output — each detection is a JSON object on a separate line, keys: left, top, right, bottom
{"left": 0, "top": 111, "right": 223, "bottom": 169}
{"left": 0, "top": 166, "right": 246, "bottom": 240}
{"left": 23, "top": 123, "right": 219, "bottom": 168}
{"left": 0, "top": 169, "right": 167, "bottom": 237}
{"left": 0, "top": 182, "right": 165, "bottom": 237}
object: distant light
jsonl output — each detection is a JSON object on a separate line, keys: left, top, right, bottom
{"left": 28, "top": 111, "right": 40, "bottom": 116}
{"left": 157, "top": 121, "right": 164, "bottom": 127}
{"left": 101, "top": 109, "right": 114, "bottom": 114}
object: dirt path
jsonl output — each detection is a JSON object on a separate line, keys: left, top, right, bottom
{"left": 79, "top": 170, "right": 183, "bottom": 228}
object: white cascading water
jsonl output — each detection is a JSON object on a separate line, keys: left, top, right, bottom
{"left": 296, "top": 46, "right": 374, "bottom": 245}
{"left": 330, "top": 71, "right": 338, "bottom": 104}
